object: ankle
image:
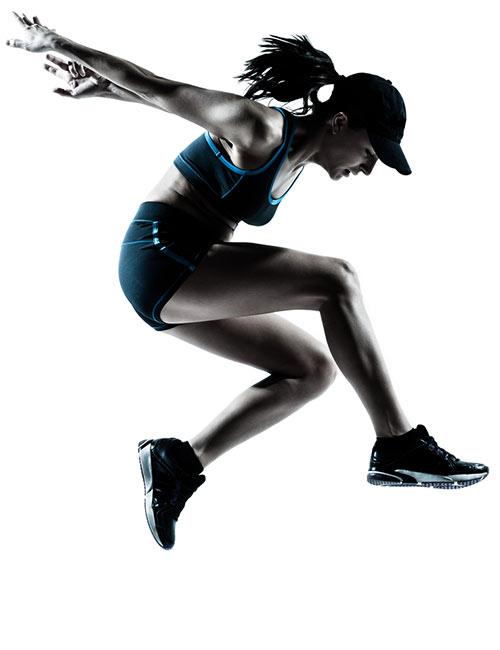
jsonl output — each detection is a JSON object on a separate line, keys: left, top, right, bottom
{"left": 376, "top": 424, "right": 414, "bottom": 439}
{"left": 188, "top": 439, "right": 209, "bottom": 471}
{"left": 166, "top": 439, "right": 205, "bottom": 474}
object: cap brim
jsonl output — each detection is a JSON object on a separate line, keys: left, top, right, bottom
{"left": 367, "top": 132, "right": 412, "bottom": 175}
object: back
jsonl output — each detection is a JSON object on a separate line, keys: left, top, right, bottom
{"left": 173, "top": 106, "right": 304, "bottom": 227}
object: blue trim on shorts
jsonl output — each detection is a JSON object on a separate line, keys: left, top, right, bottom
{"left": 152, "top": 220, "right": 197, "bottom": 272}
{"left": 118, "top": 201, "right": 218, "bottom": 331}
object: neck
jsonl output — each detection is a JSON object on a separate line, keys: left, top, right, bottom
{"left": 288, "top": 111, "right": 328, "bottom": 169}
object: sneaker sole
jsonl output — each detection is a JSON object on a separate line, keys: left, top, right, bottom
{"left": 367, "top": 470, "right": 488, "bottom": 489}
{"left": 138, "top": 439, "right": 169, "bottom": 548}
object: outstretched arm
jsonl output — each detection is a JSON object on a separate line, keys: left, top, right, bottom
{"left": 6, "top": 12, "right": 282, "bottom": 153}
{"left": 49, "top": 35, "right": 274, "bottom": 149}
{"left": 50, "top": 35, "right": 179, "bottom": 100}
{"left": 6, "top": 13, "right": 188, "bottom": 104}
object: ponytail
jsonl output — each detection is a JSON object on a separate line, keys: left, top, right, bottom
{"left": 234, "top": 34, "right": 345, "bottom": 117}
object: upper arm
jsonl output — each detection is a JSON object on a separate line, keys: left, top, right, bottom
{"left": 139, "top": 78, "right": 284, "bottom": 153}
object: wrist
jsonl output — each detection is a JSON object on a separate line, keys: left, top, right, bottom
{"left": 49, "top": 34, "right": 72, "bottom": 53}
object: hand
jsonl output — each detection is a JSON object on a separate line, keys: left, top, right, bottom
{"left": 44, "top": 53, "right": 111, "bottom": 98}
{"left": 5, "top": 11, "right": 59, "bottom": 53}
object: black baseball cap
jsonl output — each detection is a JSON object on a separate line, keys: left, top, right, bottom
{"left": 334, "top": 73, "right": 412, "bottom": 175}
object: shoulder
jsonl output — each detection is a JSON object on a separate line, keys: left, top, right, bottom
{"left": 231, "top": 103, "right": 288, "bottom": 162}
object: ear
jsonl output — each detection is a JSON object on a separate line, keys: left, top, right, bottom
{"left": 330, "top": 112, "right": 349, "bottom": 135}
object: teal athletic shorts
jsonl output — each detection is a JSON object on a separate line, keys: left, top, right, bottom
{"left": 118, "top": 201, "right": 221, "bottom": 331}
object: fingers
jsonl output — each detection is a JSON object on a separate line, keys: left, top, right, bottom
{"left": 12, "top": 11, "right": 33, "bottom": 26}
{"left": 12, "top": 11, "right": 27, "bottom": 26}
{"left": 44, "top": 54, "right": 71, "bottom": 82}
{"left": 68, "top": 60, "right": 86, "bottom": 78}
{"left": 44, "top": 61, "right": 67, "bottom": 81}
{"left": 70, "top": 61, "right": 86, "bottom": 77}
{"left": 46, "top": 54, "right": 85, "bottom": 76}
{"left": 6, "top": 38, "right": 26, "bottom": 49}
{"left": 7, "top": 11, "right": 28, "bottom": 48}
{"left": 52, "top": 77, "right": 95, "bottom": 98}
{"left": 44, "top": 64, "right": 77, "bottom": 89}
{"left": 10, "top": 11, "right": 54, "bottom": 31}
{"left": 46, "top": 53, "right": 68, "bottom": 70}
{"left": 44, "top": 55, "right": 92, "bottom": 94}
{"left": 53, "top": 87, "right": 72, "bottom": 97}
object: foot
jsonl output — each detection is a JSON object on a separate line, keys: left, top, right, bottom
{"left": 138, "top": 437, "right": 206, "bottom": 549}
{"left": 367, "top": 424, "right": 489, "bottom": 489}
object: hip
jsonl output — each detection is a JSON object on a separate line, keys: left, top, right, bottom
{"left": 118, "top": 201, "right": 224, "bottom": 330}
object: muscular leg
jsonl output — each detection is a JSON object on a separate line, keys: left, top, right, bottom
{"left": 319, "top": 265, "right": 411, "bottom": 437}
{"left": 166, "top": 313, "right": 337, "bottom": 468}
{"left": 161, "top": 240, "right": 412, "bottom": 463}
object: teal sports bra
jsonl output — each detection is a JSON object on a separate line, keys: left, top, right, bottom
{"left": 173, "top": 106, "right": 304, "bottom": 226}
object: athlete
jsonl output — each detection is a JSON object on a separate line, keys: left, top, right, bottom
{"left": 7, "top": 13, "right": 489, "bottom": 551}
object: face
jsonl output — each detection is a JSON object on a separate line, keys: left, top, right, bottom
{"left": 320, "top": 112, "right": 378, "bottom": 180}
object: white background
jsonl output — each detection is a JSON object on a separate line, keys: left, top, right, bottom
{"left": 2, "top": 1, "right": 498, "bottom": 648}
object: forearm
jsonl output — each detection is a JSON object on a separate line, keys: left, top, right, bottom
{"left": 101, "top": 82, "right": 161, "bottom": 108}
{"left": 50, "top": 35, "right": 181, "bottom": 100}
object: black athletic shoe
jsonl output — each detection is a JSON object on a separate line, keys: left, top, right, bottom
{"left": 367, "top": 424, "right": 489, "bottom": 489}
{"left": 138, "top": 437, "right": 206, "bottom": 549}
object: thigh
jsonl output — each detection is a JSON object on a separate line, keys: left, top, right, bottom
{"left": 160, "top": 240, "right": 346, "bottom": 326}
{"left": 165, "top": 311, "right": 336, "bottom": 379}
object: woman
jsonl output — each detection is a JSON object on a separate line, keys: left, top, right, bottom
{"left": 7, "top": 13, "right": 489, "bottom": 551}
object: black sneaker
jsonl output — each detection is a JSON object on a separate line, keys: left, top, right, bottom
{"left": 138, "top": 437, "right": 206, "bottom": 549}
{"left": 367, "top": 424, "right": 489, "bottom": 489}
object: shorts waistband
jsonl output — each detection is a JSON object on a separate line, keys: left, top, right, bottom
{"left": 132, "top": 201, "right": 191, "bottom": 222}
{"left": 133, "top": 201, "right": 236, "bottom": 234}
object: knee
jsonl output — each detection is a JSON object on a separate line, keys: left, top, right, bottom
{"left": 324, "top": 257, "right": 361, "bottom": 298}
{"left": 302, "top": 351, "right": 338, "bottom": 398}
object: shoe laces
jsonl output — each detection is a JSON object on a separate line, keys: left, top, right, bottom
{"left": 418, "top": 427, "right": 458, "bottom": 463}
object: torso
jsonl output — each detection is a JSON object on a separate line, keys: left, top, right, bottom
{"left": 143, "top": 116, "right": 304, "bottom": 242}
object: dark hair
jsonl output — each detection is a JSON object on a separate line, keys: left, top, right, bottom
{"left": 234, "top": 33, "right": 365, "bottom": 127}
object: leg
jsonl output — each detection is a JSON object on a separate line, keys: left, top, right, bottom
{"left": 165, "top": 313, "right": 337, "bottom": 468}
{"left": 139, "top": 311, "right": 336, "bottom": 550}
{"left": 319, "top": 263, "right": 411, "bottom": 437}
{"left": 161, "top": 240, "right": 412, "bottom": 441}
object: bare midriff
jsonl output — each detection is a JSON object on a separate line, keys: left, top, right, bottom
{"left": 143, "top": 164, "right": 237, "bottom": 243}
